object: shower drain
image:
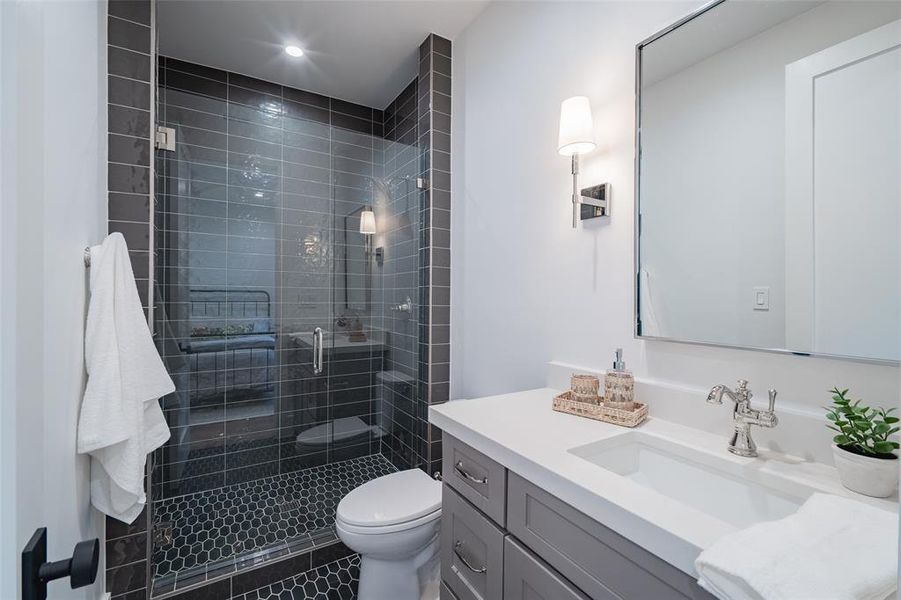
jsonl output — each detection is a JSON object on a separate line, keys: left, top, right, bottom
{"left": 152, "top": 523, "right": 174, "bottom": 547}
{"left": 277, "top": 498, "right": 304, "bottom": 514}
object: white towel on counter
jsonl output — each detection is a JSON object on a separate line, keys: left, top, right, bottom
{"left": 696, "top": 493, "right": 898, "bottom": 600}
{"left": 77, "top": 232, "right": 174, "bottom": 523}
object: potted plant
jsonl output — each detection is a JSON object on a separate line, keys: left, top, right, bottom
{"left": 826, "top": 387, "right": 899, "bottom": 497}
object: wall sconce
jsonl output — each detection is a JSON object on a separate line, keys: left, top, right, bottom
{"left": 359, "top": 206, "right": 376, "bottom": 235}
{"left": 557, "top": 96, "right": 610, "bottom": 228}
{"left": 359, "top": 205, "right": 381, "bottom": 262}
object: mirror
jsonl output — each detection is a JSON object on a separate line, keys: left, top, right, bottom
{"left": 636, "top": 0, "right": 901, "bottom": 363}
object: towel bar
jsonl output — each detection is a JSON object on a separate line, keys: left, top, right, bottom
{"left": 83, "top": 247, "right": 91, "bottom": 267}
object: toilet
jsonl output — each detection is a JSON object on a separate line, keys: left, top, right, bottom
{"left": 336, "top": 468, "right": 442, "bottom": 600}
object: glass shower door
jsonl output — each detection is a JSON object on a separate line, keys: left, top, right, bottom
{"left": 151, "top": 62, "right": 338, "bottom": 592}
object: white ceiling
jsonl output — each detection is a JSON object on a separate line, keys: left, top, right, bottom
{"left": 157, "top": 1, "right": 489, "bottom": 109}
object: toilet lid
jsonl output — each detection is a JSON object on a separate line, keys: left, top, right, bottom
{"left": 337, "top": 469, "right": 441, "bottom": 528}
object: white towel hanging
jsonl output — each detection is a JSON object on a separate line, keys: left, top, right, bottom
{"left": 78, "top": 232, "right": 174, "bottom": 523}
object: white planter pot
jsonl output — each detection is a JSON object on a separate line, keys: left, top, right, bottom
{"left": 832, "top": 445, "right": 899, "bottom": 498}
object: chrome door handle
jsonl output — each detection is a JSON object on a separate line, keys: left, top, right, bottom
{"left": 313, "top": 327, "right": 323, "bottom": 374}
{"left": 453, "top": 541, "right": 487, "bottom": 574}
{"left": 454, "top": 461, "right": 487, "bottom": 485}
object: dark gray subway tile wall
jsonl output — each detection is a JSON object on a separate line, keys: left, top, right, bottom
{"left": 418, "top": 35, "right": 452, "bottom": 477}
{"left": 152, "top": 56, "right": 387, "bottom": 502}
{"left": 379, "top": 79, "right": 422, "bottom": 470}
{"left": 375, "top": 34, "right": 451, "bottom": 476}
{"left": 106, "top": 1, "right": 154, "bottom": 599}
{"left": 107, "top": 0, "right": 154, "bottom": 298}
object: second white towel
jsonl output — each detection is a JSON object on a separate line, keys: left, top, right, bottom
{"left": 696, "top": 492, "right": 898, "bottom": 600}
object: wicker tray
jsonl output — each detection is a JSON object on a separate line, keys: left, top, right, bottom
{"left": 552, "top": 391, "right": 648, "bottom": 428}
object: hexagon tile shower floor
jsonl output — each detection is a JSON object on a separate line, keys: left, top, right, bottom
{"left": 235, "top": 555, "right": 361, "bottom": 600}
{"left": 151, "top": 455, "right": 395, "bottom": 590}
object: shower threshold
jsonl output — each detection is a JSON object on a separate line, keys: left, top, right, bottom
{"left": 150, "top": 454, "right": 396, "bottom": 597}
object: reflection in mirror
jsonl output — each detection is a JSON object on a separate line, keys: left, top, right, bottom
{"left": 339, "top": 205, "right": 372, "bottom": 313}
{"left": 636, "top": 0, "right": 900, "bottom": 362}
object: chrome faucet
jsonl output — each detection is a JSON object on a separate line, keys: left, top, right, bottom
{"left": 390, "top": 296, "right": 413, "bottom": 314}
{"left": 706, "top": 379, "right": 778, "bottom": 457}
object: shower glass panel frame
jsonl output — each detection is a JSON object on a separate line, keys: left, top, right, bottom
{"left": 150, "top": 58, "right": 418, "bottom": 594}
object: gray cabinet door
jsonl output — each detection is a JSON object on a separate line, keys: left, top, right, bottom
{"left": 507, "top": 472, "right": 714, "bottom": 600}
{"left": 504, "top": 536, "right": 590, "bottom": 600}
{"left": 440, "top": 581, "right": 460, "bottom": 600}
{"left": 441, "top": 485, "right": 505, "bottom": 600}
{"left": 443, "top": 434, "right": 507, "bottom": 526}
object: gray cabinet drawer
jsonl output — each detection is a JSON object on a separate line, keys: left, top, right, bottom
{"left": 442, "top": 434, "right": 507, "bottom": 526}
{"left": 504, "top": 536, "right": 589, "bottom": 600}
{"left": 441, "top": 485, "right": 505, "bottom": 600}
{"left": 507, "top": 472, "right": 714, "bottom": 600}
{"left": 440, "top": 581, "right": 460, "bottom": 600}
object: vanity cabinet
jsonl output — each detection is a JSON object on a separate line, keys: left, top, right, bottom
{"left": 440, "top": 582, "right": 461, "bottom": 600}
{"left": 439, "top": 435, "right": 714, "bottom": 600}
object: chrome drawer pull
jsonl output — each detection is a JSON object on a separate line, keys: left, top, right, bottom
{"left": 454, "top": 461, "right": 487, "bottom": 485}
{"left": 453, "top": 541, "right": 487, "bottom": 574}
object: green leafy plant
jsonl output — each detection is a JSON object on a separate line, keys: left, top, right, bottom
{"left": 826, "top": 387, "right": 899, "bottom": 459}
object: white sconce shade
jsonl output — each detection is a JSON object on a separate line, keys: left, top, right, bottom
{"left": 360, "top": 207, "right": 376, "bottom": 235}
{"left": 557, "top": 96, "right": 596, "bottom": 156}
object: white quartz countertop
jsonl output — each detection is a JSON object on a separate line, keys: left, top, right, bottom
{"left": 429, "top": 388, "right": 898, "bottom": 576}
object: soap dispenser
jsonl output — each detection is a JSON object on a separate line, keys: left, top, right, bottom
{"left": 604, "top": 348, "right": 635, "bottom": 410}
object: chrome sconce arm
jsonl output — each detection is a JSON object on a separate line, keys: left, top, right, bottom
{"left": 571, "top": 154, "right": 581, "bottom": 228}
{"left": 570, "top": 153, "right": 610, "bottom": 227}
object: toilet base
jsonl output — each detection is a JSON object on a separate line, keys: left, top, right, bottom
{"left": 357, "top": 537, "right": 440, "bottom": 600}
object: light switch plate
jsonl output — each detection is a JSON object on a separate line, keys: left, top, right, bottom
{"left": 753, "top": 286, "right": 770, "bottom": 311}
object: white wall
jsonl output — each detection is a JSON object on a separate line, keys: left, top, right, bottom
{"left": 0, "top": 0, "right": 17, "bottom": 594}
{"left": 450, "top": 2, "right": 900, "bottom": 435}
{"left": 0, "top": 1, "right": 107, "bottom": 598}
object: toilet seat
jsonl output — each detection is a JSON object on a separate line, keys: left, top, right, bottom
{"left": 337, "top": 507, "right": 440, "bottom": 535}
{"left": 337, "top": 469, "right": 441, "bottom": 533}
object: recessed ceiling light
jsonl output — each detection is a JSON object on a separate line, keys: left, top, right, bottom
{"left": 285, "top": 45, "right": 304, "bottom": 58}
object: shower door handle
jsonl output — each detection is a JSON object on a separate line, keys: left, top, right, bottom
{"left": 312, "top": 327, "right": 324, "bottom": 374}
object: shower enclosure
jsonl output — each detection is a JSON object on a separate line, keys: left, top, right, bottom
{"left": 149, "top": 57, "right": 427, "bottom": 594}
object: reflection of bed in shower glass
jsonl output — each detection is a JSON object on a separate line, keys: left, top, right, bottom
{"left": 179, "top": 289, "right": 276, "bottom": 403}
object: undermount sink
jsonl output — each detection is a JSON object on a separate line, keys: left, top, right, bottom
{"left": 569, "top": 431, "right": 816, "bottom": 529}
